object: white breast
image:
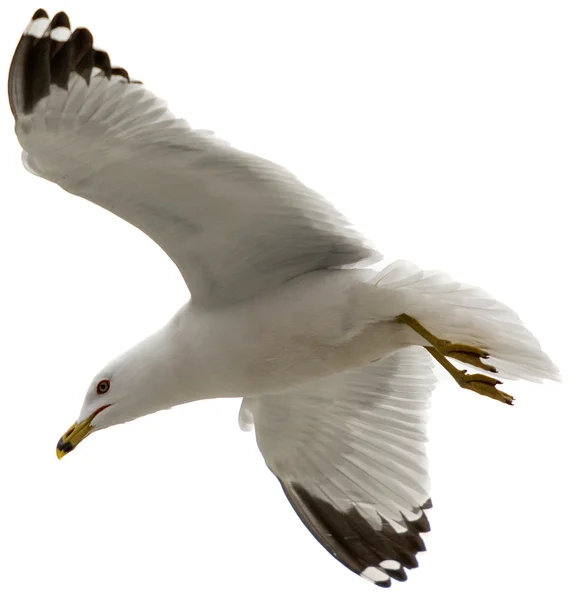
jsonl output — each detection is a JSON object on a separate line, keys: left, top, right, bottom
{"left": 172, "top": 268, "right": 409, "bottom": 400}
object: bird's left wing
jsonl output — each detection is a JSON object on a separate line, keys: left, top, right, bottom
{"left": 239, "top": 347, "right": 436, "bottom": 588}
{"left": 9, "top": 10, "right": 380, "bottom": 307}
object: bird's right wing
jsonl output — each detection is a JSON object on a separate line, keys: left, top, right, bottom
{"left": 9, "top": 10, "right": 380, "bottom": 307}
{"left": 239, "top": 347, "right": 436, "bottom": 588}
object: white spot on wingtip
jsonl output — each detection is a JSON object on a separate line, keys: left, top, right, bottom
{"left": 388, "top": 520, "right": 408, "bottom": 534}
{"left": 380, "top": 559, "right": 401, "bottom": 570}
{"left": 50, "top": 26, "right": 70, "bottom": 42}
{"left": 90, "top": 67, "right": 105, "bottom": 78}
{"left": 24, "top": 17, "right": 50, "bottom": 38}
{"left": 361, "top": 566, "right": 390, "bottom": 583}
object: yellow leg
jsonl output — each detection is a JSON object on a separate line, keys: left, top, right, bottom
{"left": 397, "top": 314, "right": 514, "bottom": 406}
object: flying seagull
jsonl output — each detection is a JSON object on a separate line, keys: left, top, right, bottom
{"left": 9, "top": 9, "right": 559, "bottom": 589}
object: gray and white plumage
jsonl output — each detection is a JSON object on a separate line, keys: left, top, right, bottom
{"left": 9, "top": 9, "right": 380, "bottom": 308}
{"left": 241, "top": 346, "right": 436, "bottom": 586}
{"left": 8, "top": 9, "right": 559, "bottom": 590}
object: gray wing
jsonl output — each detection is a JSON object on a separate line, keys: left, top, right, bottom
{"left": 239, "top": 347, "right": 436, "bottom": 588}
{"left": 8, "top": 10, "right": 380, "bottom": 307}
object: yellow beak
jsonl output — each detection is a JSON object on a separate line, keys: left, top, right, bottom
{"left": 56, "top": 405, "right": 110, "bottom": 459}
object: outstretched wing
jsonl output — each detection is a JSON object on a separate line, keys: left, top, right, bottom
{"left": 8, "top": 10, "right": 380, "bottom": 307}
{"left": 240, "top": 347, "right": 436, "bottom": 588}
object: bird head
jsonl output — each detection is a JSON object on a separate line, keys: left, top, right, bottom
{"left": 56, "top": 335, "right": 180, "bottom": 459}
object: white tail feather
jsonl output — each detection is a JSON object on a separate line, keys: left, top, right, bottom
{"left": 372, "top": 260, "right": 559, "bottom": 383}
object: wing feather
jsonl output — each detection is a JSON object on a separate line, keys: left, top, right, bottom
{"left": 9, "top": 11, "right": 380, "bottom": 307}
{"left": 241, "top": 346, "right": 436, "bottom": 587}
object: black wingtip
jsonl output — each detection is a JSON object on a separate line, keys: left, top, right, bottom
{"left": 94, "top": 50, "right": 112, "bottom": 76}
{"left": 68, "top": 27, "right": 95, "bottom": 83}
{"left": 72, "top": 27, "right": 94, "bottom": 48}
{"left": 280, "top": 480, "right": 432, "bottom": 588}
{"left": 32, "top": 8, "right": 48, "bottom": 20}
{"left": 50, "top": 11, "right": 70, "bottom": 29}
{"left": 10, "top": 9, "right": 141, "bottom": 118}
{"left": 110, "top": 67, "right": 130, "bottom": 81}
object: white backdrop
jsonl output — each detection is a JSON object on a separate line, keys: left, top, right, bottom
{"left": 1, "top": 2, "right": 573, "bottom": 599}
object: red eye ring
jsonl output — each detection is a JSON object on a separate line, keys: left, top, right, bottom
{"left": 96, "top": 379, "right": 110, "bottom": 395}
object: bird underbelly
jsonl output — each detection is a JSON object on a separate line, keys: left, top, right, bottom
{"left": 181, "top": 269, "right": 412, "bottom": 399}
{"left": 225, "top": 318, "right": 410, "bottom": 397}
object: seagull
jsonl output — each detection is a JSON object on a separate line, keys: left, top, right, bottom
{"left": 9, "top": 9, "right": 559, "bottom": 589}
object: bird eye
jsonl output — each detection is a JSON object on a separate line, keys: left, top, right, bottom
{"left": 96, "top": 379, "right": 110, "bottom": 395}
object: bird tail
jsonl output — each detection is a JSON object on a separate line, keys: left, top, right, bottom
{"left": 368, "top": 260, "right": 559, "bottom": 383}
